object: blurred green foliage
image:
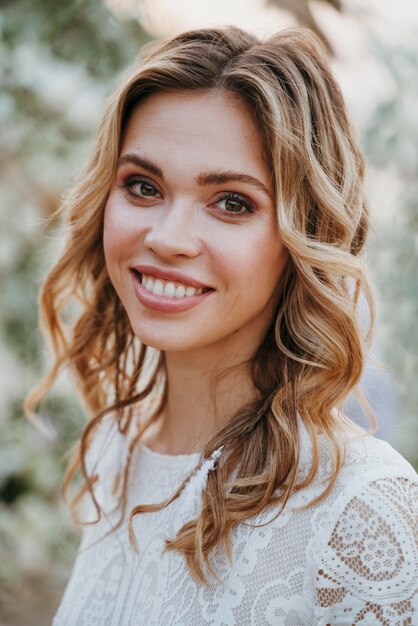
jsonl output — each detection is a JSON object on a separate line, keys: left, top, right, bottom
{"left": 0, "top": 0, "right": 149, "bottom": 615}
{"left": 363, "top": 37, "right": 418, "bottom": 465}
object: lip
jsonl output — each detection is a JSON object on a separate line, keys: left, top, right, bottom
{"left": 130, "top": 270, "right": 213, "bottom": 313}
{"left": 131, "top": 263, "right": 211, "bottom": 290}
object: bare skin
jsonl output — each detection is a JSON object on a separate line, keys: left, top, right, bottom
{"left": 103, "top": 89, "right": 288, "bottom": 454}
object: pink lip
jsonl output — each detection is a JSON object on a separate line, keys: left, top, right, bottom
{"left": 131, "top": 263, "right": 211, "bottom": 289}
{"left": 130, "top": 271, "right": 213, "bottom": 313}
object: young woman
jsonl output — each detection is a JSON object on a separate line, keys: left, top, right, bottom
{"left": 26, "top": 26, "right": 417, "bottom": 625}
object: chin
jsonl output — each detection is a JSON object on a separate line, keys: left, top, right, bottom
{"left": 130, "top": 322, "right": 198, "bottom": 353}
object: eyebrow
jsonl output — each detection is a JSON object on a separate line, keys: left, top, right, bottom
{"left": 197, "top": 170, "right": 271, "bottom": 197}
{"left": 117, "top": 153, "right": 272, "bottom": 198}
{"left": 118, "top": 154, "right": 163, "bottom": 179}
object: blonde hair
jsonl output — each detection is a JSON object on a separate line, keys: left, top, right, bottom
{"left": 25, "top": 26, "right": 375, "bottom": 584}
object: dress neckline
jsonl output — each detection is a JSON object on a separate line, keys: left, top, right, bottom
{"left": 138, "top": 440, "right": 202, "bottom": 463}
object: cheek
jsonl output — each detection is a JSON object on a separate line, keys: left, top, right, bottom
{"left": 104, "top": 199, "right": 127, "bottom": 247}
{"left": 207, "top": 233, "right": 287, "bottom": 338}
{"left": 263, "top": 237, "right": 288, "bottom": 286}
{"left": 102, "top": 201, "right": 136, "bottom": 293}
{"left": 102, "top": 206, "right": 119, "bottom": 276}
{"left": 103, "top": 199, "right": 142, "bottom": 266}
{"left": 220, "top": 231, "right": 287, "bottom": 298}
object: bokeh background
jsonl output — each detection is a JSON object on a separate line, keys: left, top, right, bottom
{"left": 0, "top": 0, "right": 417, "bottom": 623}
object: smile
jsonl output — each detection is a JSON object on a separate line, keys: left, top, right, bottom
{"left": 140, "top": 274, "right": 208, "bottom": 298}
{"left": 130, "top": 270, "right": 213, "bottom": 313}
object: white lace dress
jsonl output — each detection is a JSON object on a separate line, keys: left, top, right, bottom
{"left": 52, "top": 420, "right": 418, "bottom": 625}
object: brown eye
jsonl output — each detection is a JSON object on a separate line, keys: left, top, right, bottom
{"left": 135, "top": 181, "right": 158, "bottom": 198}
{"left": 121, "top": 176, "right": 161, "bottom": 199}
{"left": 216, "top": 192, "right": 255, "bottom": 216}
{"left": 224, "top": 197, "right": 246, "bottom": 213}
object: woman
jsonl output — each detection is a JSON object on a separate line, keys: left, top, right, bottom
{"left": 25, "top": 26, "right": 417, "bottom": 624}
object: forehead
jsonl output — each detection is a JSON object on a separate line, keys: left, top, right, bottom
{"left": 120, "top": 89, "right": 268, "bottom": 179}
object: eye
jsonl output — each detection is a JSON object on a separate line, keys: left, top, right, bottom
{"left": 120, "top": 175, "right": 161, "bottom": 199}
{"left": 215, "top": 192, "right": 255, "bottom": 216}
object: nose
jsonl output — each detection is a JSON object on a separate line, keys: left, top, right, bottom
{"left": 143, "top": 201, "right": 202, "bottom": 260}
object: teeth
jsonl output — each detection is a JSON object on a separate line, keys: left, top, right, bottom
{"left": 174, "top": 285, "right": 186, "bottom": 298}
{"left": 153, "top": 279, "right": 164, "bottom": 296}
{"left": 163, "top": 282, "right": 176, "bottom": 297}
{"left": 139, "top": 274, "right": 205, "bottom": 298}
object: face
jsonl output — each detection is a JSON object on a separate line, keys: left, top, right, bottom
{"left": 103, "top": 89, "right": 288, "bottom": 357}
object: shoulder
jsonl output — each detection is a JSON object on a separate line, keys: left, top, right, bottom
{"left": 326, "top": 434, "right": 417, "bottom": 529}
{"left": 301, "top": 424, "right": 417, "bottom": 504}
{"left": 340, "top": 432, "right": 416, "bottom": 479}
{"left": 309, "top": 435, "right": 418, "bottom": 623}
{"left": 295, "top": 420, "right": 416, "bottom": 513}
{"left": 309, "top": 432, "right": 417, "bottom": 555}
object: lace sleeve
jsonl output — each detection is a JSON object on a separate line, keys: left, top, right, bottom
{"left": 314, "top": 476, "right": 418, "bottom": 625}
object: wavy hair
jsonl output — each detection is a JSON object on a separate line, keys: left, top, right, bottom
{"left": 24, "top": 26, "right": 375, "bottom": 584}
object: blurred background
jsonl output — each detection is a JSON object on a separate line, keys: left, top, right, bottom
{"left": 0, "top": 0, "right": 417, "bottom": 623}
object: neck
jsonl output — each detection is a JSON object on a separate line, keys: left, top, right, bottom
{"left": 143, "top": 339, "right": 260, "bottom": 455}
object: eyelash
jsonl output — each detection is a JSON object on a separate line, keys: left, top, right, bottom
{"left": 217, "top": 192, "right": 255, "bottom": 216}
{"left": 120, "top": 175, "right": 161, "bottom": 200}
{"left": 119, "top": 175, "right": 256, "bottom": 217}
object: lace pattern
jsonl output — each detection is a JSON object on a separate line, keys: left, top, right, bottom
{"left": 314, "top": 477, "right": 417, "bottom": 625}
{"left": 53, "top": 426, "right": 418, "bottom": 625}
